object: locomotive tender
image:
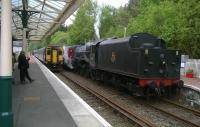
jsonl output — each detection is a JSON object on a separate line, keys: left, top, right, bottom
{"left": 73, "top": 33, "right": 183, "bottom": 98}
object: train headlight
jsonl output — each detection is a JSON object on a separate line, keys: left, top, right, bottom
{"left": 145, "top": 49, "right": 148, "bottom": 55}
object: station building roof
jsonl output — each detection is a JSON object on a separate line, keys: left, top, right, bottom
{"left": 0, "top": 0, "right": 84, "bottom": 42}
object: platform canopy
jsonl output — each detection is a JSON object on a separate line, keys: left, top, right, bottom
{"left": 0, "top": 0, "right": 84, "bottom": 41}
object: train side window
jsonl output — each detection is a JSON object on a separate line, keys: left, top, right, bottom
{"left": 47, "top": 50, "right": 51, "bottom": 55}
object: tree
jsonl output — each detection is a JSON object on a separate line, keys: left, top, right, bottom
{"left": 99, "top": 5, "right": 115, "bottom": 38}
{"left": 127, "top": 0, "right": 200, "bottom": 58}
{"left": 127, "top": 0, "right": 139, "bottom": 17}
{"left": 67, "top": 0, "right": 97, "bottom": 44}
{"left": 99, "top": 1, "right": 139, "bottom": 38}
{"left": 50, "top": 31, "right": 68, "bottom": 45}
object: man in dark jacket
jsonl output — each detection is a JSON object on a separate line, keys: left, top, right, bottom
{"left": 18, "top": 51, "right": 33, "bottom": 84}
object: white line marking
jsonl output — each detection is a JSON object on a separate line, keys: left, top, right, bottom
{"left": 184, "top": 83, "right": 200, "bottom": 92}
{"left": 34, "top": 56, "right": 112, "bottom": 127}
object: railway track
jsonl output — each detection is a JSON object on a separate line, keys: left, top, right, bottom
{"left": 60, "top": 72, "right": 157, "bottom": 127}
{"left": 59, "top": 71, "right": 200, "bottom": 127}
{"left": 128, "top": 95, "right": 200, "bottom": 127}
{"left": 143, "top": 100, "right": 200, "bottom": 127}
{"left": 160, "top": 98, "right": 200, "bottom": 117}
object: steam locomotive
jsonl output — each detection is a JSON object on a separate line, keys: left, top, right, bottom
{"left": 69, "top": 33, "right": 183, "bottom": 98}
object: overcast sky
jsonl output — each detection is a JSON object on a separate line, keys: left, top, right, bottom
{"left": 65, "top": 0, "right": 129, "bottom": 26}
{"left": 96, "top": 0, "right": 129, "bottom": 8}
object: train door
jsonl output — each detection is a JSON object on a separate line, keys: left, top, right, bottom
{"left": 52, "top": 49, "right": 58, "bottom": 64}
{"left": 46, "top": 48, "right": 51, "bottom": 64}
{"left": 58, "top": 48, "right": 63, "bottom": 63}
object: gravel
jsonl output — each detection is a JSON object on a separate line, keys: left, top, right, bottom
{"left": 169, "top": 87, "right": 200, "bottom": 110}
{"left": 56, "top": 72, "right": 198, "bottom": 127}
{"left": 56, "top": 73, "right": 138, "bottom": 127}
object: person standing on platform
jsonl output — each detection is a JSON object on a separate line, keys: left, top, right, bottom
{"left": 18, "top": 51, "right": 34, "bottom": 84}
{"left": 12, "top": 53, "right": 16, "bottom": 71}
{"left": 12, "top": 52, "right": 17, "bottom": 84}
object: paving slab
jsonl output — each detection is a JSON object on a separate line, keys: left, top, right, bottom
{"left": 13, "top": 56, "right": 111, "bottom": 127}
{"left": 13, "top": 58, "right": 77, "bottom": 127}
{"left": 34, "top": 57, "right": 111, "bottom": 127}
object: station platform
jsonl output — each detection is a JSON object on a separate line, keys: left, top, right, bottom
{"left": 13, "top": 56, "right": 111, "bottom": 127}
{"left": 181, "top": 76, "right": 200, "bottom": 92}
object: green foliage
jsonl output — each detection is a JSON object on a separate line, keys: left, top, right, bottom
{"left": 99, "top": 6, "right": 115, "bottom": 38}
{"left": 186, "top": 68, "right": 194, "bottom": 73}
{"left": 99, "top": 1, "right": 138, "bottom": 38}
{"left": 98, "top": 0, "right": 200, "bottom": 58}
{"left": 50, "top": 31, "right": 68, "bottom": 45}
{"left": 99, "top": 6, "right": 127, "bottom": 38}
{"left": 127, "top": 1, "right": 180, "bottom": 39}
{"left": 67, "top": 0, "right": 97, "bottom": 44}
{"left": 58, "top": 25, "right": 68, "bottom": 32}
{"left": 127, "top": 0, "right": 200, "bottom": 58}
{"left": 127, "top": 0, "right": 139, "bottom": 17}
{"left": 29, "top": 41, "right": 40, "bottom": 51}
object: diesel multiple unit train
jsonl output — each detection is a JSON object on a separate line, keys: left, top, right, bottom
{"left": 34, "top": 33, "right": 183, "bottom": 98}
{"left": 34, "top": 45, "right": 63, "bottom": 68}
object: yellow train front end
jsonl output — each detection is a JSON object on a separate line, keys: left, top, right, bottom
{"left": 45, "top": 46, "right": 63, "bottom": 69}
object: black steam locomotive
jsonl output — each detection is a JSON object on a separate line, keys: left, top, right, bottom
{"left": 71, "top": 33, "right": 183, "bottom": 98}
